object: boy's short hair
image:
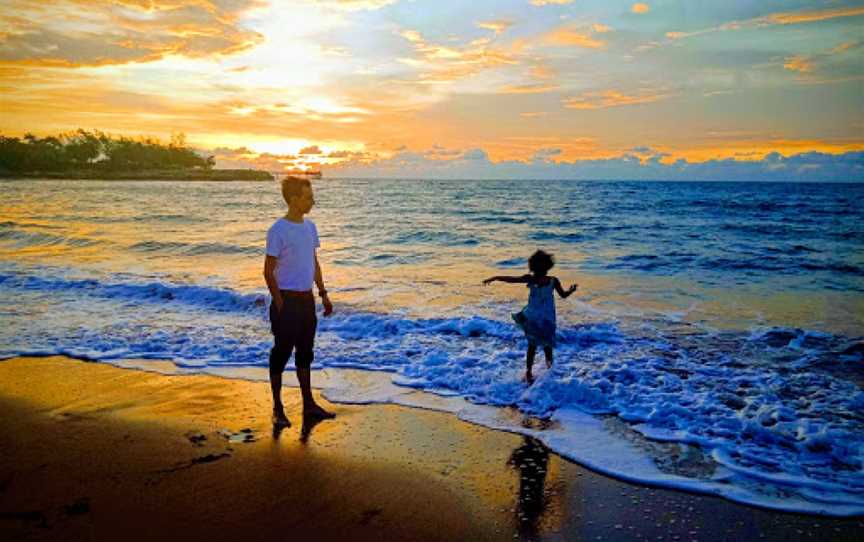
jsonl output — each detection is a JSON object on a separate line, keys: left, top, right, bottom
{"left": 528, "top": 250, "right": 555, "bottom": 275}
{"left": 281, "top": 176, "right": 311, "bottom": 206}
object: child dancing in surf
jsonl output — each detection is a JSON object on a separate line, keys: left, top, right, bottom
{"left": 483, "top": 250, "right": 578, "bottom": 384}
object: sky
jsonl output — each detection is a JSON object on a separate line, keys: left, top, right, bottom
{"left": 1, "top": 0, "right": 863, "bottom": 180}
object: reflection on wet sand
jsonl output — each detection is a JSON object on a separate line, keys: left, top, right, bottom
{"left": 270, "top": 413, "right": 329, "bottom": 444}
{"left": 509, "top": 436, "right": 550, "bottom": 538}
{"left": 300, "top": 415, "right": 326, "bottom": 444}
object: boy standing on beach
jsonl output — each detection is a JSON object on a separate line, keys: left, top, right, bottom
{"left": 264, "top": 176, "right": 334, "bottom": 426}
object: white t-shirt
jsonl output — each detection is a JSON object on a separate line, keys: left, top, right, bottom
{"left": 265, "top": 218, "right": 320, "bottom": 291}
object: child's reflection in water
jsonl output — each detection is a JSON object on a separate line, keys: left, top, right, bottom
{"left": 509, "top": 436, "right": 550, "bottom": 538}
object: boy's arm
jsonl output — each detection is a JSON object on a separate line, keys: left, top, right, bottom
{"left": 263, "top": 255, "right": 282, "bottom": 312}
{"left": 483, "top": 274, "right": 531, "bottom": 285}
{"left": 553, "top": 277, "right": 578, "bottom": 298}
{"left": 314, "top": 251, "right": 333, "bottom": 316}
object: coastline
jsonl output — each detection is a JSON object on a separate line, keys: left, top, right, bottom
{"left": 0, "top": 169, "right": 274, "bottom": 181}
{"left": 0, "top": 356, "right": 861, "bottom": 541}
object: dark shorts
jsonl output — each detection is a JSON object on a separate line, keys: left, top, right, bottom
{"left": 269, "top": 290, "right": 317, "bottom": 369}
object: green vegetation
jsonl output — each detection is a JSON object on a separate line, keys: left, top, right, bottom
{"left": 0, "top": 130, "right": 272, "bottom": 181}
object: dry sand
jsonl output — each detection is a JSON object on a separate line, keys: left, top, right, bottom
{"left": 0, "top": 356, "right": 861, "bottom": 541}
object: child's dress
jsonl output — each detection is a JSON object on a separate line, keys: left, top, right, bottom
{"left": 512, "top": 280, "right": 556, "bottom": 348}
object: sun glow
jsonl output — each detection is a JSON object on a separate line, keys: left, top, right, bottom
{"left": 0, "top": 0, "right": 861, "bottom": 179}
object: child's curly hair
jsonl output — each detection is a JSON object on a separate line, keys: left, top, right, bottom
{"left": 528, "top": 250, "right": 555, "bottom": 275}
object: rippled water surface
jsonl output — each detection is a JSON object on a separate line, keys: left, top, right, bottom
{"left": 1, "top": 178, "right": 862, "bottom": 515}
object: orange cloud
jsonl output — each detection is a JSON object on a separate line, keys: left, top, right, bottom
{"left": 782, "top": 40, "right": 861, "bottom": 76}
{"left": 498, "top": 83, "right": 559, "bottom": 94}
{"left": 300, "top": 145, "right": 322, "bottom": 155}
{"left": 783, "top": 55, "right": 813, "bottom": 73}
{"left": 465, "top": 136, "right": 601, "bottom": 162}
{"left": 663, "top": 138, "right": 864, "bottom": 162}
{"left": 667, "top": 6, "right": 864, "bottom": 41}
{"left": 529, "top": 63, "right": 555, "bottom": 79}
{"left": 396, "top": 28, "right": 523, "bottom": 84}
{"left": 763, "top": 6, "right": 864, "bottom": 25}
{"left": 631, "top": 3, "right": 650, "bottom": 14}
{"left": 592, "top": 23, "right": 613, "bottom": 33}
{"left": 477, "top": 20, "right": 513, "bottom": 36}
{"left": 563, "top": 89, "right": 674, "bottom": 109}
{"left": 0, "top": 0, "right": 264, "bottom": 68}
{"left": 544, "top": 28, "right": 605, "bottom": 49}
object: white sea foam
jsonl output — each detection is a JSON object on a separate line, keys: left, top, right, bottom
{"left": 2, "top": 176, "right": 864, "bottom": 517}
{"left": 1, "top": 265, "right": 862, "bottom": 515}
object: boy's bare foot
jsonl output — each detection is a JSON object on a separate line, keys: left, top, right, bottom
{"left": 545, "top": 360, "right": 553, "bottom": 369}
{"left": 304, "top": 404, "right": 336, "bottom": 420}
{"left": 526, "top": 373, "right": 535, "bottom": 385}
{"left": 272, "top": 408, "right": 291, "bottom": 427}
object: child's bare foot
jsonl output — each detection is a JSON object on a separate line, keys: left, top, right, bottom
{"left": 545, "top": 360, "right": 553, "bottom": 369}
{"left": 272, "top": 407, "right": 291, "bottom": 427}
{"left": 304, "top": 404, "right": 335, "bottom": 420}
{"left": 526, "top": 372, "right": 535, "bottom": 385}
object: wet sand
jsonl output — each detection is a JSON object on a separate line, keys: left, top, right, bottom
{"left": 0, "top": 356, "right": 861, "bottom": 541}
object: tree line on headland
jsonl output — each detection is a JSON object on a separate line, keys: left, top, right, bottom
{"left": 0, "top": 130, "right": 272, "bottom": 180}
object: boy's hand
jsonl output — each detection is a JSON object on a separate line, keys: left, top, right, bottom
{"left": 322, "top": 294, "right": 333, "bottom": 316}
{"left": 274, "top": 298, "right": 284, "bottom": 314}
{"left": 482, "top": 278, "right": 494, "bottom": 285}
{"left": 568, "top": 284, "right": 578, "bottom": 294}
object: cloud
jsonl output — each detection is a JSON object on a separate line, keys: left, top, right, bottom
{"left": 783, "top": 41, "right": 862, "bottom": 77}
{"left": 463, "top": 148, "right": 489, "bottom": 160}
{"left": 543, "top": 27, "right": 606, "bottom": 49}
{"left": 476, "top": 20, "right": 513, "bottom": 36}
{"left": 666, "top": 6, "right": 864, "bottom": 41}
{"left": 563, "top": 88, "right": 674, "bottom": 109}
{"left": 529, "top": 0, "right": 574, "bottom": 6}
{"left": 783, "top": 55, "right": 813, "bottom": 73}
{"left": 631, "top": 3, "right": 650, "bottom": 15}
{"left": 211, "top": 146, "right": 257, "bottom": 156}
{"left": 300, "top": 145, "right": 323, "bottom": 154}
{"left": 592, "top": 23, "right": 613, "bottom": 33}
{"left": 498, "top": 83, "right": 559, "bottom": 94}
{"left": 224, "top": 98, "right": 371, "bottom": 123}
{"left": 207, "top": 146, "right": 299, "bottom": 171}
{"left": 529, "top": 63, "right": 555, "bottom": 79}
{"left": 311, "top": 0, "right": 398, "bottom": 11}
{"left": 326, "top": 146, "right": 864, "bottom": 182}
{"left": 0, "top": 0, "right": 265, "bottom": 68}
{"left": 395, "top": 27, "right": 523, "bottom": 84}
{"left": 205, "top": 143, "right": 381, "bottom": 171}
{"left": 762, "top": 6, "right": 864, "bottom": 25}
{"left": 531, "top": 147, "right": 562, "bottom": 162}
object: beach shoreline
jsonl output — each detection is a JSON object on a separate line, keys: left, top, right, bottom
{"left": 0, "top": 356, "right": 861, "bottom": 541}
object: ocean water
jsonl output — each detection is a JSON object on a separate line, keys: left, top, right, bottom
{"left": 1, "top": 178, "right": 863, "bottom": 515}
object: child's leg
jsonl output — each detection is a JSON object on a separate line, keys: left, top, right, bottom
{"left": 543, "top": 346, "right": 553, "bottom": 368}
{"left": 526, "top": 343, "right": 537, "bottom": 383}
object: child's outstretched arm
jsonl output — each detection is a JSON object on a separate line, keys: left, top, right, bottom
{"left": 553, "top": 277, "right": 578, "bottom": 298}
{"left": 483, "top": 274, "right": 531, "bottom": 285}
